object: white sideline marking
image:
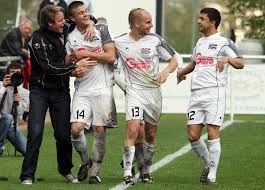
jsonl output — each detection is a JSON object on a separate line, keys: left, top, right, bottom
{"left": 109, "top": 120, "right": 233, "bottom": 190}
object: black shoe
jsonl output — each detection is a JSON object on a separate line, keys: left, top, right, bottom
{"left": 200, "top": 167, "right": 210, "bottom": 183}
{"left": 123, "top": 176, "right": 134, "bottom": 185}
{"left": 143, "top": 173, "right": 154, "bottom": 184}
{"left": 77, "top": 159, "right": 92, "bottom": 182}
{"left": 88, "top": 176, "right": 102, "bottom": 184}
{"left": 120, "top": 160, "right": 135, "bottom": 177}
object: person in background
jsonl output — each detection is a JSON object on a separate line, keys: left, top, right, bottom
{"left": 0, "top": 63, "right": 28, "bottom": 156}
{"left": 0, "top": 20, "right": 32, "bottom": 81}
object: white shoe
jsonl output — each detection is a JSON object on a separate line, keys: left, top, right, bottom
{"left": 63, "top": 173, "right": 79, "bottom": 183}
{"left": 22, "top": 179, "right": 33, "bottom": 185}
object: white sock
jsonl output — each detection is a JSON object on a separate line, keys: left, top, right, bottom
{"left": 71, "top": 131, "right": 89, "bottom": 164}
{"left": 207, "top": 138, "right": 221, "bottom": 182}
{"left": 142, "top": 141, "right": 156, "bottom": 175}
{"left": 123, "top": 146, "right": 135, "bottom": 177}
{"left": 191, "top": 139, "right": 210, "bottom": 167}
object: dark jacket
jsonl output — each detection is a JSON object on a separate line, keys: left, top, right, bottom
{"left": 0, "top": 27, "right": 30, "bottom": 62}
{"left": 37, "top": 0, "right": 68, "bottom": 25}
{"left": 28, "top": 27, "right": 76, "bottom": 91}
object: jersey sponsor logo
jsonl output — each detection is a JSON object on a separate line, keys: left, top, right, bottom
{"left": 196, "top": 53, "right": 214, "bottom": 65}
{"left": 90, "top": 47, "right": 103, "bottom": 53}
{"left": 125, "top": 58, "right": 151, "bottom": 69}
{"left": 208, "top": 43, "right": 217, "bottom": 50}
{"left": 141, "top": 47, "right": 151, "bottom": 54}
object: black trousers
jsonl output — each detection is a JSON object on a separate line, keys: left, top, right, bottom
{"left": 20, "top": 88, "right": 73, "bottom": 181}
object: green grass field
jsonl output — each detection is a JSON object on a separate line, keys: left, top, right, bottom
{"left": 0, "top": 114, "right": 264, "bottom": 190}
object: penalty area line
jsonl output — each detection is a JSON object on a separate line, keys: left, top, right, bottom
{"left": 109, "top": 120, "right": 233, "bottom": 190}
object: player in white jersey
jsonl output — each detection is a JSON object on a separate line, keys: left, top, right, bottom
{"left": 177, "top": 8, "right": 244, "bottom": 185}
{"left": 114, "top": 8, "right": 177, "bottom": 185}
{"left": 114, "top": 51, "right": 183, "bottom": 180}
{"left": 66, "top": 1, "right": 116, "bottom": 184}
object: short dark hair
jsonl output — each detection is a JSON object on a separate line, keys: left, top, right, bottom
{"left": 40, "top": 5, "right": 64, "bottom": 28}
{"left": 200, "top": 8, "right": 221, "bottom": 29}
{"left": 6, "top": 62, "right": 23, "bottom": 74}
{"left": 128, "top": 8, "right": 145, "bottom": 29}
{"left": 68, "top": 1, "right": 84, "bottom": 17}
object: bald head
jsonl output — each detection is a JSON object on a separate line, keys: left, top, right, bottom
{"left": 19, "top": 20, "right": 32, "bottom": 38}
{"left": 128, "top": 8, "right": 150, "bottom": 29}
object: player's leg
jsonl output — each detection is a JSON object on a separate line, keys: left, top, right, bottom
{"left": 187, "top": 95, "right": 210, "bottom": 183}
{"left": 134, "top": 121, "right": 145, "bottom": 180}
{"left": 142, "top": 122, "right": 157, "bottom": 184}
{"left": 206, "top": 124, "right": 220, "bottom": 184}
{"left": 71, "top": 96, "right": 92, "bottom": 182}
{"left": 141, "top": 88, "right": 161, "bottom": 184}
{"left": 89, "top": 125, "right": 106, "bottom": 184}
{"left": 205, "top": 88, "right": 225, "bottom": 184}
{"left": 89, "top": 87, "right": 113, "bottom": 184}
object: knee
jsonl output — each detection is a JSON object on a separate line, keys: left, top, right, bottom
{"left": 93, "top": 126, "right": 105, "bottom": 134}
{"left": 71, "top": 122, "right": 85, "bottom": 133}
{"left": 188, "top": 132, "right": 200, "bottom": 142}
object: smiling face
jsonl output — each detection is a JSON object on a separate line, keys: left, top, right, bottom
{"left": 69, "top": 4, "right": 90, "bottom": 28}
{"left": 48, "top": 11, "right": 65, "bottom": 34}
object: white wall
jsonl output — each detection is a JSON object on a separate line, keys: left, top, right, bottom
{"left": 92, "top": 0, "right": 157, "bottom": 36}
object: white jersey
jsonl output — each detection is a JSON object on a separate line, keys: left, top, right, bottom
{"left": 114, "top": 33, "right": 175, "bottom": 89}
{"left": 66, "top": 24, "right": 114, "bottom": 95}
{"left": 191, "top": 32, "right": 241, "bottom": 90}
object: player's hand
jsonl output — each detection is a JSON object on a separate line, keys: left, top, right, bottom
{"left": 177, "top": 68, "right": 186, "bottom": 84}
{"left": 84, "top": 20, "right": 95, "bottom": 41}
{"left": 217, "top": 56, "right": 229, "bottom": 72}
{"left": 156, "top": 69, "right": 170, "bottom": 84}
{"left": 74, "top": 50, "right": 91, "bottom": 61}
{"left": 76, "top": 58, "right": 98, "bottom": 68}
{"left": 13, "top": 93, "right": 20, "bottom": 102}
{"left": 72, "top": 67, "right": 91, "bottom": 78}
{"left": 65, "top": 53, "right": 75, "bottom": 64}
{"left": 3, "top": 74, "right": 11, "bottom": 87}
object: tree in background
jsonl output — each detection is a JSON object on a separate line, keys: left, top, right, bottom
{"left": 224, "top": 0, "right": 265, "bottom": 50}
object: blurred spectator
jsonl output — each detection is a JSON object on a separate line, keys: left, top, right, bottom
{"left": 0, "top": 20, "right": 32, "bottom": 82}
{"left": 66, "top": 0, "right": 93, "bottom": 14}
{"left": 0, "top": 20, "right": 32, "bottom": 63}
{"left": 37, "top": 0, "right": 68, "bottom": 24}
{"left": 0, "top": 63, "right": 28, "bottom": 156}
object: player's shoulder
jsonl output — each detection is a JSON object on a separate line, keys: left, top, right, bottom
{"left": 146, "top": 33, "right": 163, "bottom": 41}
{"left": 114, "top": 33, "right": 128, "bottom": 41}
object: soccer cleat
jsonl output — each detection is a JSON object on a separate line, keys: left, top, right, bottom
{"left": 120, "top": 160, "right": 135, "bottom": 177}
{"left": 21, "top": 179, "right": 33, "bottom": 185}
{"left": 200, "top": 167, "right": 210, "bottom": 183}
{"left": 143, "top": 173, "right": 154, "bottom": 184}
{"left": 77, "top": 159, "right": 92, "bottom": 182}
{"left": 88, "top": 176, "right": 102, "bottom": 184}
{"left": 123, "top": 176, "right": 134, "bottom": 185}
{"left": 63, "top": 173, "right": 79, "bottom": 183}
{"left": 206, "top": 178, "right": 218, "bottom": 185}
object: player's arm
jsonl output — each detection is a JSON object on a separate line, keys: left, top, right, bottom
{"left": 217, "top": 40, "right": 244, "bottom": 72}
{"left": 157, "top": 56, "right": 177, "bottom": 84}
{"left": 75, "top": 42, "right": 116, "bottom": 64}
{"left": 217, "top": 56, "right": 244, "bottom": 72}
{"left": 177, "top": 62, "right": 196, "bottom": 84}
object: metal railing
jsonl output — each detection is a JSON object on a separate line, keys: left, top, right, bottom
{"left": 0, "top": 56, "right": 22, "bottom": 69}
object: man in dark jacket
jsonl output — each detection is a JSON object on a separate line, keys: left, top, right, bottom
{"left": 20, "top": 5, "right": 96, "bottom": 185}
{"left": 0, "top": 21, "right": 32, "bottom": 80}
